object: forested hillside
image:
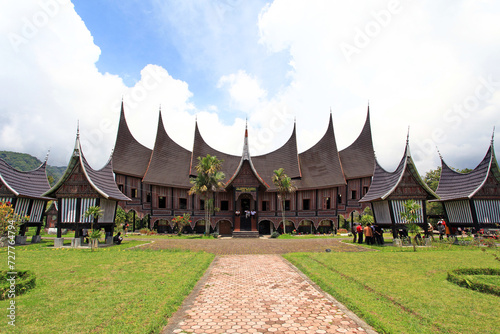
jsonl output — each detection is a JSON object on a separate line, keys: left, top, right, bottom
{"left": 0, "top": 151, "right": 65, "bottom": 185}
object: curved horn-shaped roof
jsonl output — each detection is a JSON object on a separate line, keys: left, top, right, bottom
{"left": 112, "top": 102, "right": 153, "bottom": 177}
{"left": 189, "top": 120, "right": 241, "bottom": 180}
{"left": 252, "top": 123, "right": 302, "bottom": 189}
{"left": 339, "top": 106, "right": 375, "bottom": 179}
{"left": 295, "top": 114, "right": 345, "bottom": 189}
{"left": 436, "top": 142, "right": 500, "bottom": 201}
{"left": 0, "top": 158, "right": 51, "bottom": 200}
{"left": 142, "top": 111, "right": 192, "bottom": 187}
{"left": 360, "top": 138, "right": 437, "bottom": 202}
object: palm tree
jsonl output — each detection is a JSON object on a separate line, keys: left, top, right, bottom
{"left": 189, "top": 154, "right": 225, "bottom": 235}
{"left": 272, "top": 168, "right": 297, "bottom": 234}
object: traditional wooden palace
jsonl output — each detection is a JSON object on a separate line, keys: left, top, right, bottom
{"left": 2, "top": 102, "right": 498, "bottom": 242}
{"left": 113, "top": 104, "right": 375, "bottom": 236}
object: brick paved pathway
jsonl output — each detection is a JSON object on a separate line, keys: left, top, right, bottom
{"left": 162, "top": 255, "right": 377, "bottom": 334}
{"left": 142, "top": 238, "right": 371, "bottom": 255}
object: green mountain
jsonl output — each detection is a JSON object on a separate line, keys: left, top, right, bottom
{"left": 0, "top": 151, "right": 66, "bottom": 186}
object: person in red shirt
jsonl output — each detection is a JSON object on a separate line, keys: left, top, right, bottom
{"left": 356, "top": 223, "right": 363, "bottom": 244}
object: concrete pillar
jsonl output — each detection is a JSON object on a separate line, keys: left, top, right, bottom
{"left": 54, "top": 238, "right": 64, "bottom": 248}
{"left": 31, "top": 235, "right": 42, "bottom": 243}
{"left": 15, "top": 235, "right": 27, "bottom": 245}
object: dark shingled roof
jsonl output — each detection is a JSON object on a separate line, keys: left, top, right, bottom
{"left": 339, "top": 108, "right": 375, "bottom": 179}
{"left": 360, "top": 139, "right": 437, "bottom": 202}
{"left": 226, "top": 126, "right": 269, "bottom": 188}
{"left": 112, "top": 103, "right": 152, "bottom": 178}
{"left": 45, "top": 131, "right": 130, "bottom": 201}
{"left": 436, "top": 143, "right": 500, "bottom": 201}
{"left": 295, "top": 115, "right": 346, "bottom": 189}
{"left": 189, "top": 121, "right": 240, "bottom": 183}
{"left": 252, "top": 124, "right": 302, "bottom": 190}
{"left": 0, "top": 158, "right": 51, "bottom": 199}
{"left": 142, "top": 112, "right": 193, "bottom": 187}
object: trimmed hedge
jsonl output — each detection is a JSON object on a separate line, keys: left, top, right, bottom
{"left": 0, "top": 270, "right": 36, "bottom": 300}
{"left": 447, "top": 268, "right": 500, "bottom": 297}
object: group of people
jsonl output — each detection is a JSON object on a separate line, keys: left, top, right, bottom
{"left": 353, "top": 223, "right": 384, "bottom": 245}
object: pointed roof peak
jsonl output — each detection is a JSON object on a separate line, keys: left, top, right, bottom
{"left": 45, "top": 149, "right": 50, "bottom": 162}
{"left": 437, "top": 146, "right": 443, "bottom": 160}
{"left": 492, "top": 126, "right": 495, "bottom": 145}
{"left": 73, "top": 125, "right": 81, "bottom": 156}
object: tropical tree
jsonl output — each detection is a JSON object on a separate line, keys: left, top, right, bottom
{"left": 400, "top": 199, "right": 422, "bottom": 250}
{"left": 83, "top": 206, "right": 103, "bottom": 251}
{"left": 272, "top": 168, "right": 297, "bottom": 234}
{"left": 189, "top": 154, "right": 225, "bottom": 235}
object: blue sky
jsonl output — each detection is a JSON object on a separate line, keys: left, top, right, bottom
{"left": 1, "top": 0, "right": 500, "bottom": 175}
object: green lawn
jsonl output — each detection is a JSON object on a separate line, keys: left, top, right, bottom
{"left": 284, "top": 248, "right": 500, "bottom": 334}
{"left": 0, "top": 241, "right": 214, "bottom": 333}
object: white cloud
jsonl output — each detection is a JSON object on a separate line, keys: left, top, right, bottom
{"left": 217, "top": 70, "right": 267, "bottom": 113}
{"left": 1, "top": 0, "right": 500, "bottom": 180}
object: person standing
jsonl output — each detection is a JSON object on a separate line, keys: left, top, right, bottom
{"left": 352, "top": 223, "right": 357, "bottom": 243}
{"left": 437, "top": 219, "right": 445, "bottom": 240}
{"left": 364, "top": 223, "right": 374, "bottom": 245}
{"left": 356, "top": 223, "right": 363, "bottom": 244}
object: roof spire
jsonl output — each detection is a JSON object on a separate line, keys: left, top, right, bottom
{"left": 73, "top": 124, "right": 81, "bottom": 157}
{"left": 437, "top": 146, "right": 443, "bottom": 160}
{"left": 492, "top": 126, "right": 495, "bottom": 145}
{"left": 242, "top": 120, "right": 250, "bottom": 160}
{"left": 44, "top": 149, "right": 50, "bottom": 163}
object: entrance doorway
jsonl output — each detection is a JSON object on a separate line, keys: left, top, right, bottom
{"left": 238, "top": 196, "right": 253, "bottom": 231}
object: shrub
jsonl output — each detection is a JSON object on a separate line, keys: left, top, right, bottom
{"left": 139, "top": 228, "right": 149, "bottom": 235}
{"left": 0, "top": 270, "right": 36, "bottom": 300}
{"left": 447, "top": 268, "right": 500, "bottom": 297}
{"left": 211, "top": 232, "right": 219, "bottom": 238}
{"left": 271, "top": 231, "right": 280, "bottom": 238}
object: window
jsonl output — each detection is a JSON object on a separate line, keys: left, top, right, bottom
{"left": 179, "top": 198, "right": 187, "bottom": 210}
{"left": 337, "top": 194, "right": 342, "bottom": 204}
{"left": 363, "top": 187, "right": 369, "bottom": 195}
{"left": 261, "top": 201, "right": 269, "bottom": 211}
{"left": 285, "top": 200, "right": 290, "bottom": 211}
{"left": 324, "top": 197, "right": 331, "bottom": 209}
{"left": 200, "top": 199, "right": 205, "bottom": 210}
{"left": 351, "top": 190, "right": 357, "bottom": 200}
{"left": 158, "top": 196, "right": 166, "bottom": 209}
{"left": 220, "top": 200, "right": 229, "bottom": 211}
{"left": 146, "top": 192, "right": 151, "bottom": 203}
{"left": 131, "top": 188, "right": 138, "bottom": 198}
{"left": 303, "top": 199, "right": 310, "bottom": 210}
{"left": 118, "top": 184, "right": 124, "bottom": 193}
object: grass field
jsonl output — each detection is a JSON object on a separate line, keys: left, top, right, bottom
{"left": 285, "top": 247, "right": 500, "bottom": 334}
{"left": 0, "top": 240, "right": 214, "bottom": 334}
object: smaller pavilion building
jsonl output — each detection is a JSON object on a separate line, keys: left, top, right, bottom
{"left": 0, "top": 157, "right": 51, "bottom": 244}
{"left": 43, "top": 129, "right": 130, "bottom": 247}
{"left": 360, "top": 136, "right": 439, "bottom": 238}
{"left": 433, "top": 137, "right": 500, "bottom": 231}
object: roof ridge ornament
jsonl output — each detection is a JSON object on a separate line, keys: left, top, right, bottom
{"left": 44, "top": 149, "right": 50, "bottom": 163}
{"left": 436, "top": 146, "right": 443, "bottom": 160}
{"left": 492, "top": 126, "right": 495, "bottom": 145}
